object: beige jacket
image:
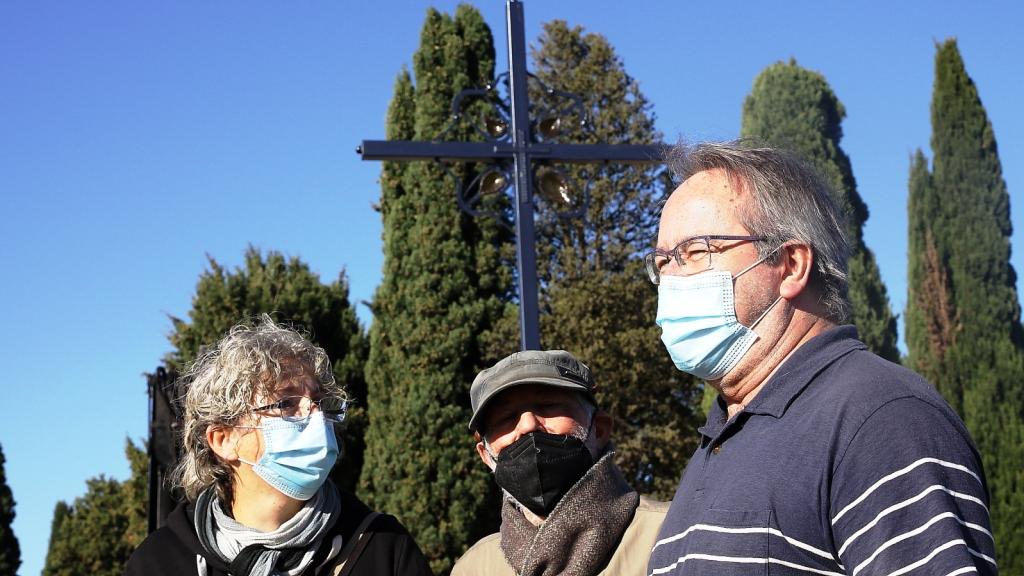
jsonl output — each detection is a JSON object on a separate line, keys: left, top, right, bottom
{"left": 451, "top": 496, "right": 669, "bottom": 576}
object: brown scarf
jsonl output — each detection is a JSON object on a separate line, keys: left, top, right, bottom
{"left": 498, "top": 451, "right": 638, "bottom": 576}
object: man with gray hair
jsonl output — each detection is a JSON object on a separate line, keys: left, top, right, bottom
{"left": 645, "top": 142, "right": 997, "bottom": 575}
{"left": 452, "top": 349, "right": 668, "bottom": 576}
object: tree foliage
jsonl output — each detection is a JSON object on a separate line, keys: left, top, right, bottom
{"left": 0, "top": 444, "right": 20, "bottom": 576}
{"left": 43, "top": 440, "right": 147, "bottom": 576}
{"left": 906, "top": 39, "right": 1024, "bottom": 571}
{"left": 521, "top": 20, "right": 701, "bottom": 498}
{"left": 167, "top": 246, "right": 369, "bottom": 492}
{"left": 360, "top": 6, "right": 507, "bottom": 573}
{"left": 741, "top": 60, "right": 899, "bottom": 361}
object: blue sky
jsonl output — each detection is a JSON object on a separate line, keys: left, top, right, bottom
{"left": 1, "top": 1, "right": 1021, "bottom": 574}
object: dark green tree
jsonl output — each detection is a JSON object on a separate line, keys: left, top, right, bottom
{"left": 0, "top": 444, "right": 20, "bottom": 576}
{"left": 360, "top": 6, "right": 506, "bottom": 573}
{"left": 43, "top": 440, "right": 148, "bottom": 576}
{"left": 906, "top": 38, "right": 1024, "bottom": 571}
{"left": 122, "top": 438, "right": 149, "bottom": 551}
{"left": 43, "top": 501, "right": 70, "bottom": 573}
{"left": 522, "top": 20, "right": 701, "bottom": 498}
{"left": 167, "top": 246, "right": 369, "bottom": 492}
{"left": 44, "top": 478, "right": 129, "bottom": 576}
{"left": 741, "top": 60, "right": 900, "bottom": 362}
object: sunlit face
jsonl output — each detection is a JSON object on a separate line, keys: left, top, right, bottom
{"left": 657, "top": 168, "right": 777, "bottom": 326}
{"left": 231, "top": 369, "right": 322, "bottom": 465}
{"left": 477, "top": 385, "right": 592, "bottom": 460}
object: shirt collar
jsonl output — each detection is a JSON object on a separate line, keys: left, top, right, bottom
{"left": 697, "top": 325, "right": 864, "bottom": 439}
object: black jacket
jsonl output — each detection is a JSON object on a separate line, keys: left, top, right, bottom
{"left": 125, "top": 490, "right": 432, "bottom": 576}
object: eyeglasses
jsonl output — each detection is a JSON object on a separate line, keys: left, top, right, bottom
{"left": 251, "top": 395, "right": 348, "bottom": 423}
{"left": 643, "top": 234, "right": 766, "bottom": 285}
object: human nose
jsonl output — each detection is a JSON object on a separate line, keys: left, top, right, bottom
{"left": 512, "top": 411, "right": 543, "bottom": 440}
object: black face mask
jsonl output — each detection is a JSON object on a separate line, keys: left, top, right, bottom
{"left": 493, "top": 431, "right": 595, "bottom": 517}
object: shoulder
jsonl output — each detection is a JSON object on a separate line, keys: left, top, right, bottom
{"left": 809, "top": 349, "right": 980, "bottom": 475}
{"left": 806, "top": 343, "right": 964, "bottom": 435}
{"left": 124, "top": 524, "right": 197, "bottom": 576}
{"left": 452, "top": 533, "right": 510, "bottom": 576}
{"left": 333, "top": 491, "right": 432, "bottom": 576}
{"left": 601, "top": 497, "right": 670, "bottom": 575}
{"left": 460, "top": 532, "right": 503, "bottom": 557}
{"left": 832, "top": 351, "right": 971, "bottom": 439}
{"left": 819, "top": 341, "right": 942, "bottom": 406}
{"left": 627, "top": 496, "right": 670, "bottom": 539}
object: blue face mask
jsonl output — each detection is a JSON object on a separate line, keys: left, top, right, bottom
{"left": 656, "top": 251, "right": 782, "bottom": 380}
{"left": 237, "top": 412, "right": 339, "bottom": 500}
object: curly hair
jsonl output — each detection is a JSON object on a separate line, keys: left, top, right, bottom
{"left": 168, "top": 314, "right": 346, "bottom": 503}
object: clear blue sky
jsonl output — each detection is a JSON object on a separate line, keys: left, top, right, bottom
{"left": 1, "top": 1, "right": 1021, "bottom": 574}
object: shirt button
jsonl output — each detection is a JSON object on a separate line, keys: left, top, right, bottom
{"left": 712, "top": 444, "right": 722, "bottom": 454}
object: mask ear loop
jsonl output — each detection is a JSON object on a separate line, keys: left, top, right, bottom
{"left": 738, "top": 241, "right": 790, "bottom": 330}
{"left": 576, "top": 403, "right": 597, "bottom": 442}
{"left": 749, "top": 295, "right": 783, "bottom": 330}
{"left": 483, "top": 438, "right": 499, "bottom": 469}
{"left": 229, "top": 424, "right": 262, "bottom": 468}
{"left": 732, "top": 242, "right": 786, "bottom": 280}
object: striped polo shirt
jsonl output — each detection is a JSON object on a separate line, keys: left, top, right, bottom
{"left": 647, "top": 326, "right": 996, "bottom": 576}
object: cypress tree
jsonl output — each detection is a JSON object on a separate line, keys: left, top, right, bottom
{"left": 43, "top": 440, "right": 148, "bottom": 576}
{"left": 516, "top": 20, "right": 701, "bottom": 498}
{"left": 741, "top": 60, "right": 900, "bottom": 361}
{"left": 122, "top": 439, "right": 149, "bottom": 551}
{"left": 906, "top": 38, "right": 1024, "bottom": 570}
{"left": 43, "top": 501, "right": 69, "bottom": 574}
{"left": 0, "top": 444, "right": 20, "bottom": 576}
{"left": 360, "top": 6, "right": 505, "bottom": 573}
{"left": 43, "top": 478, "right": 129, "bottom": 576}
{"left": 168, "top": 247, "right": 368, "bottom": 492}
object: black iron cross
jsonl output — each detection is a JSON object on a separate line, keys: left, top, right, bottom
{"left": 359, "top": 0, "right": 667, "bottom": 350}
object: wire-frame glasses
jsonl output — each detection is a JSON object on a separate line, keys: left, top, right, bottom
{"left": 644, "top": 235, "right": 767, "bottom": 285}
{"left": 251, "top": 395, "right": 348, "bottom": 424}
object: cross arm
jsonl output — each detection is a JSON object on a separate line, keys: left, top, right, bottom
{"left": 358, "top": 140, "right": 510, "bottom": 162}
{"left": 358, "top": 140, "right": 671, "bottom": 164}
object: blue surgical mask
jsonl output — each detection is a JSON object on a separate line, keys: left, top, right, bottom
{"left": 237, "top": 412, "right": 339, "bottom": 500}
{"left": 656, "top": 251, "right": 782, "bottom": 380}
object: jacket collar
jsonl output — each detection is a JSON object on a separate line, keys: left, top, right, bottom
{"left": 698, "top": 325, "right": 864, "bottom": 439}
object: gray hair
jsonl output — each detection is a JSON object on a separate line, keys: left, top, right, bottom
{"left": 668, "top": 141, "right": 851, "bottom": 323}
{"left": 169, "top": 314, "right": 346, "bottom": 503}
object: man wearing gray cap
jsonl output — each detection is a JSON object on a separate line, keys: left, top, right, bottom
{"left": 452, "top": 349, "right": 668, "bottom": 576}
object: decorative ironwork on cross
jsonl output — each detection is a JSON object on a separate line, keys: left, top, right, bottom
{"left": 359, "top": 0, "right": 667, "bottom": 350}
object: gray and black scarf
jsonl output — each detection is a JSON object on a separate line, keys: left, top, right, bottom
{"left": 194, "top": 481, "right": 341, "bottom": 576}
{"left": 499, "top": 451, "right": 639, "bottom": 576}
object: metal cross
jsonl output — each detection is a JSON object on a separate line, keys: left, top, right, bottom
{"left": 359, "top": 0, "right": 667, "bottom": 350}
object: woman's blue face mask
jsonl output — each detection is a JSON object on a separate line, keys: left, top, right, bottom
{"left": 236, "top": 412, "right": 339, "bottom": 500}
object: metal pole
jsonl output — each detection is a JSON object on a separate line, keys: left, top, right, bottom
{"left": 506, "top": 0, "right": 541, "bottom": 350}
{"left": 146, "top": 375, "right": 158, "bottom": 534}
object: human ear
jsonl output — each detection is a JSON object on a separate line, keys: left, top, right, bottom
{"left": 593, "top": 409, "right": 613, "bottom": 450}
{"left": 207, "top": 425, "right": 240, "bottom": 463}
{"left": 476, "top": 441, "right": 496, "bottom": 471}
{"left": 778, "top": 243, "right": 813, "bottom": 300}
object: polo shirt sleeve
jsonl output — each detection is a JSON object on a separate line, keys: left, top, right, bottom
{"left": 829, "top": 397, "right": 997, "bottom": 576}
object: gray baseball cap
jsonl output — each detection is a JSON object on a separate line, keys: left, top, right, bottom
{"left": 468, "top": 349, "right": 596, "bottom": 432}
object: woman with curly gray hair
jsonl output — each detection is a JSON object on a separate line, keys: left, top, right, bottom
{"left": 126, "top": 315, "right": 432, "bottom": 576}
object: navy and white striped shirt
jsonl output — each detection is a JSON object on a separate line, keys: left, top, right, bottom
{"left": 647, "top": 326, "right": 996, "bottom": 576}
